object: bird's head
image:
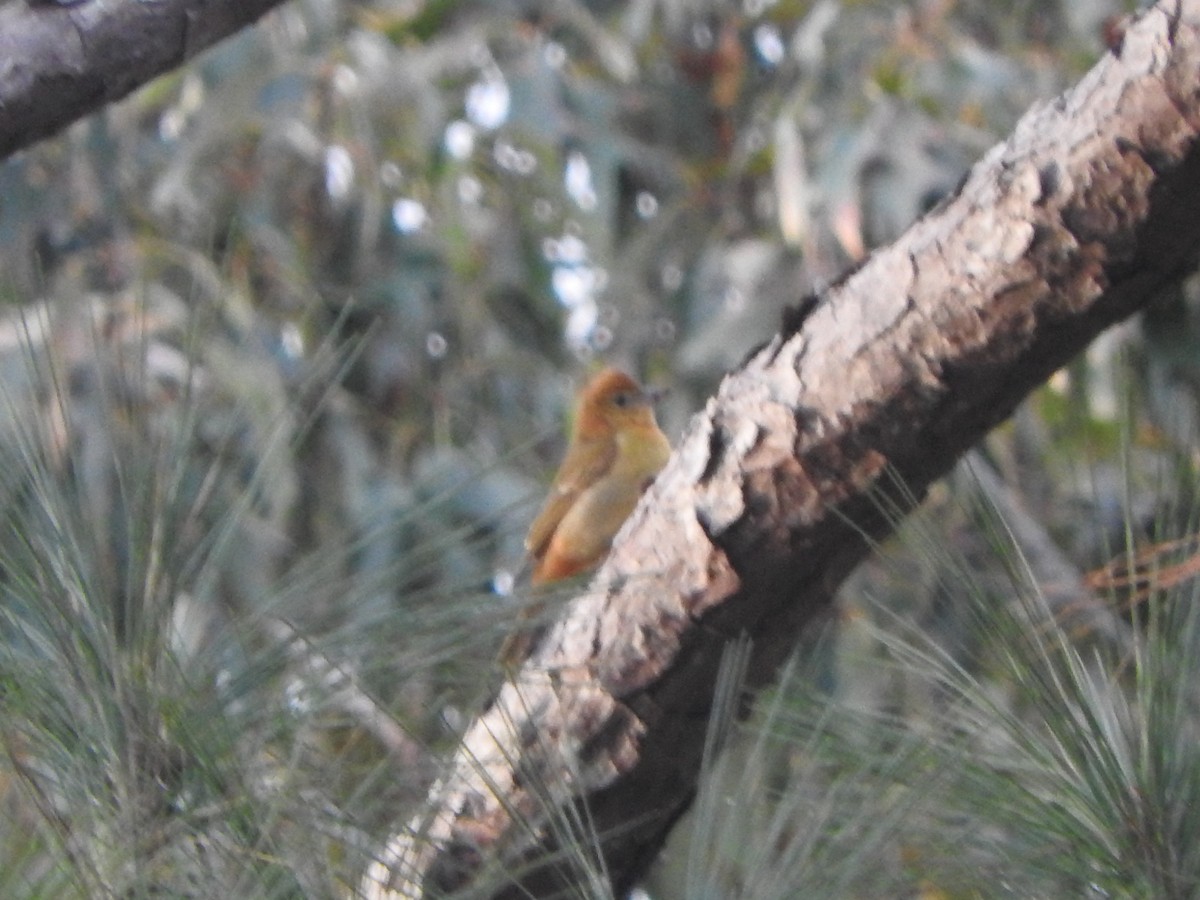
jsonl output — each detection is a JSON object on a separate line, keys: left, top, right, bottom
{"left": 574, "top": 367, "right": 664, "bottom": 439}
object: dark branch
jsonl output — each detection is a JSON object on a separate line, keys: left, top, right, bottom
{"left": 0, "top": 0, "right": 290, "bottom": 160}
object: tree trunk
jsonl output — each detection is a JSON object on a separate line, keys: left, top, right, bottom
{"left": 360, "top": 1, "right": 1200, "bottom": 895}
{"left": 0, "top": 0, "right": 290, "bottom": 160}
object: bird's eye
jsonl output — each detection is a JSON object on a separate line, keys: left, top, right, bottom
{"left": 611, "top": 392, "right": 632, "bottom": 408}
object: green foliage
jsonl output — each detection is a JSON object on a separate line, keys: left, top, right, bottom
{"left": 0, "top": 0, "right": 1197, "bottom": 897}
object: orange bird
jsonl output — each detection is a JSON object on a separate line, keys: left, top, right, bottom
{"left": 525, "top": 367, "right": 672, "bottom": 584}
{"left": 497, "top": 368, "right": 670, "bottom": 671}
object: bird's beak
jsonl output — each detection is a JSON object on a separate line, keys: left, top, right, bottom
{"left": 643, "top": 385, "right": 669, "bottom": 405}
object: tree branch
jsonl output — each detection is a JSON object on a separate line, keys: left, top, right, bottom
{"left": 0, "top": 0, "right": 290, "bottom": 160}
{"left": 361, "top": 1, "right": 1200, "bottom": 895}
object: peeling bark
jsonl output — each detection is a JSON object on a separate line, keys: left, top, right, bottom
{"left": 362, "top": 1, "right": 1200, "bottom": 896}
{"left": 0, "top": 0, "right": 289, "bottom": 159}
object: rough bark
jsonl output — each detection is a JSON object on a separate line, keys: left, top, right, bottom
{"left": 0, "top": 0, "right": 290, "bottom": 160}
{"left": 361, "top": 1, "right": 1200, "bottom": 896}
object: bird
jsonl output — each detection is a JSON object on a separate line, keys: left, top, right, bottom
{"left": 498, "top": 367, "right": 671, "bottom": 668}
{"left": 526, "top": 367, "right": 671, "bottom": 583}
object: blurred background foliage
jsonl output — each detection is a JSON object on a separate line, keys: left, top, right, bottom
{"left": 4, "top": 0, "right": 1200, "bottom": 896}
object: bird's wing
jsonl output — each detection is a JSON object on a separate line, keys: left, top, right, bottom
{"left": 524, "top": 436, "right": 615, "bottom": 562}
